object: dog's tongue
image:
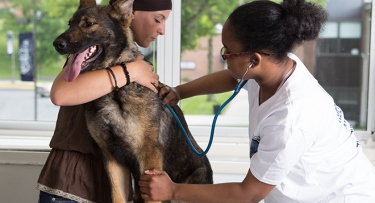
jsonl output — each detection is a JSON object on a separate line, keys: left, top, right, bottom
{"left": 64, "top": 51, "right": 87, "bottom": 82}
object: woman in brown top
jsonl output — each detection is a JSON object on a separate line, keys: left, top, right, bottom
{"left": 37, "top": 0, "right": 172, "bottom": 202}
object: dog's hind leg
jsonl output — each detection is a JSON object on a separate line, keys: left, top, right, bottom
{"left": 103, "top": 150, "right": 131, "bottom": 203}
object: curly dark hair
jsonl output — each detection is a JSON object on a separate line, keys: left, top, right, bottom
{"left": 227, "top": 0, "right": 328, "bottom": 61}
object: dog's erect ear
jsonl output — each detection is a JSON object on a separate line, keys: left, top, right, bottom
{"left": 109, "top": 0, "right": 116, "bottom": 5}
{"left": 78, "top": 0, "right": 97, "bottom": 10}
{"left": 110, "top": 0, "right": 134, "bottom": 27}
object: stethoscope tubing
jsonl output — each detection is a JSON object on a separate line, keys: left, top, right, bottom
{"left": 166, "top": 79, "right": 248, "bottom": 157}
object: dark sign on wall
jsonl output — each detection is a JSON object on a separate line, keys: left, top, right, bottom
{"left": 18, "top": 32, "right": 34, "bottom": 81}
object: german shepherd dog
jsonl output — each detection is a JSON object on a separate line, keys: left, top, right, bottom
{"left": 52, "top": 0, "right": 213, "bottom": 202}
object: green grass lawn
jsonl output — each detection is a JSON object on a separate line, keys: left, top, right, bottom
{"left": 180, "top": 92, "right": 233, "bottom": 115}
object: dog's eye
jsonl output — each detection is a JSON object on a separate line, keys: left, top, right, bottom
{"left": 83, "top": 21, "right": 95, "bottom": 27}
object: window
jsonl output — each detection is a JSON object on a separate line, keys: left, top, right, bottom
{"left": 0, "top": 0, "right": 374, "bottom": 173}
{"left": 175, "top": 0, "right": 374, "bottom": 142}
{"left": 317, "top": 20, "right": 366, "bottom": 128}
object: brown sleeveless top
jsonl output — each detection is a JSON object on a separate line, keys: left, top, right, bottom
{"left": 37, "top": 105, "right": 112, "bottom": 203}
{"left": 49, "top": 105, "right": 100, "bottom": 155}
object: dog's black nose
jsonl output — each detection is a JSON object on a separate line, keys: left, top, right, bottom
{"left": 53, "top": 38, "right": 67, "bottom": 51}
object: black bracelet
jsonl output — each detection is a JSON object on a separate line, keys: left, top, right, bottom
{"left": 106, "top": 67, "right": 119, "bottom": 91}
{"left": 120, "top": 62, "right": 130, "bottom": 86}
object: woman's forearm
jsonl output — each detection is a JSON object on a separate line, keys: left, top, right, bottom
{"left": 139, "top": 169, "right": 274, "bottom": 203}
{"left": 50, "top": 65, "right": 123, "bottom": 106}
{"left": 173, "top": 170, "right": 273, "bottom": 203}
{"left": 50, "top": 56, "right": 157, "bottom": 106}
{"left": 173, "top": 182, "right": 258, "bottom": 203}
{"left": 176, "top": 69, "right": 238, "bottom": 100}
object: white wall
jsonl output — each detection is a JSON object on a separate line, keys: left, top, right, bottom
{"left": 0, "top": 151, "right": 48, "bottom": 202}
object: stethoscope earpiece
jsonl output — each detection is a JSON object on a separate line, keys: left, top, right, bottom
{"left": 238, "top": 60, "right": 255, "bottom": 85}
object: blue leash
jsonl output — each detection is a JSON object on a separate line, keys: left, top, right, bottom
{"left": 165, "top": 80, "right": 248, "bottom": 157}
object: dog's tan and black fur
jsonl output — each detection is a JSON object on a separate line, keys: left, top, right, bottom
{"left": 52, "top": 0, "right": 213, "bottom": 202}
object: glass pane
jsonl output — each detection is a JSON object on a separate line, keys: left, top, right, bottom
{"left": 179, "top": 0, "right": 371, "bottom": 130}
{"left": 340, "top": 22, "right": 361, "bottom": 38}
{"left": 1, "top": 2, "right": 63, "bottom": 121}
{"left": 317, "top": 38, "right": 338, "bottom": 54}
{"left": 339, "top": 38, "right": 361, "bottom": 54}
{"left": 0, "top": 1, "right": 157, "bottom": 122}
{"left": 320, "top": 22, "right": 339, "bottom": 38}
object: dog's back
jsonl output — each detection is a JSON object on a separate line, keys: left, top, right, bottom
{"left": 53, "top": 0, "right": 212, "bottom": 202}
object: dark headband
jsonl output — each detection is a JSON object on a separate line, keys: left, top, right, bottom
{"left": 133, "top": 0, "right": 172, "bottom": 11}
{"left": 109, "top": 0, "right": 172, "bottom": 11}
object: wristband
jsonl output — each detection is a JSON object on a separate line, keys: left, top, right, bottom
{"left": 106, "top": 68, "right": 119, "bottom": 91}
{"left": 120, "top": 62, "right": 130, "bottom": 86}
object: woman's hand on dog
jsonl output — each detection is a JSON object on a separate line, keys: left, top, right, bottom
{"left": 127, "top": 55, "right": 159, "bottom": 93}
{"left": 158, "top": 84, "right": 181, "bottom": 106}
{"left": 139, "top": 169, "right": 176, "bottom": 201}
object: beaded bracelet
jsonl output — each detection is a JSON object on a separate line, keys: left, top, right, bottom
{"left": 106, "top": 67, "right": 119, "bottom": 91}
{"left": 120, "top": 62, "right": 130, "bottom": 86}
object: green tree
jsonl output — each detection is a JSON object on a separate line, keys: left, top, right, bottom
{"left": 0, "top": 0, "right": 76, "bottom": 77}
{"left": 0, "top": 0, "right": 107, "bottom": 78}
{"left": 0, "top": 0, "right": 328, "bottom": 79}
{"left": 181, "top": 0, "right": 239, "bottom": 52}
{"left": 181, "top": 0, "right": 328, "bottom": 58}
{"left": 181, "top": 0, "right": 327, "bottom": 101}
{"left": 181, "top": 0, "right": 240, "bottom": 101}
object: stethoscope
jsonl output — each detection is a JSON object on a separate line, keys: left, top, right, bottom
{"left": 166, "top": 61, "right": 255, "bottom": 157}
